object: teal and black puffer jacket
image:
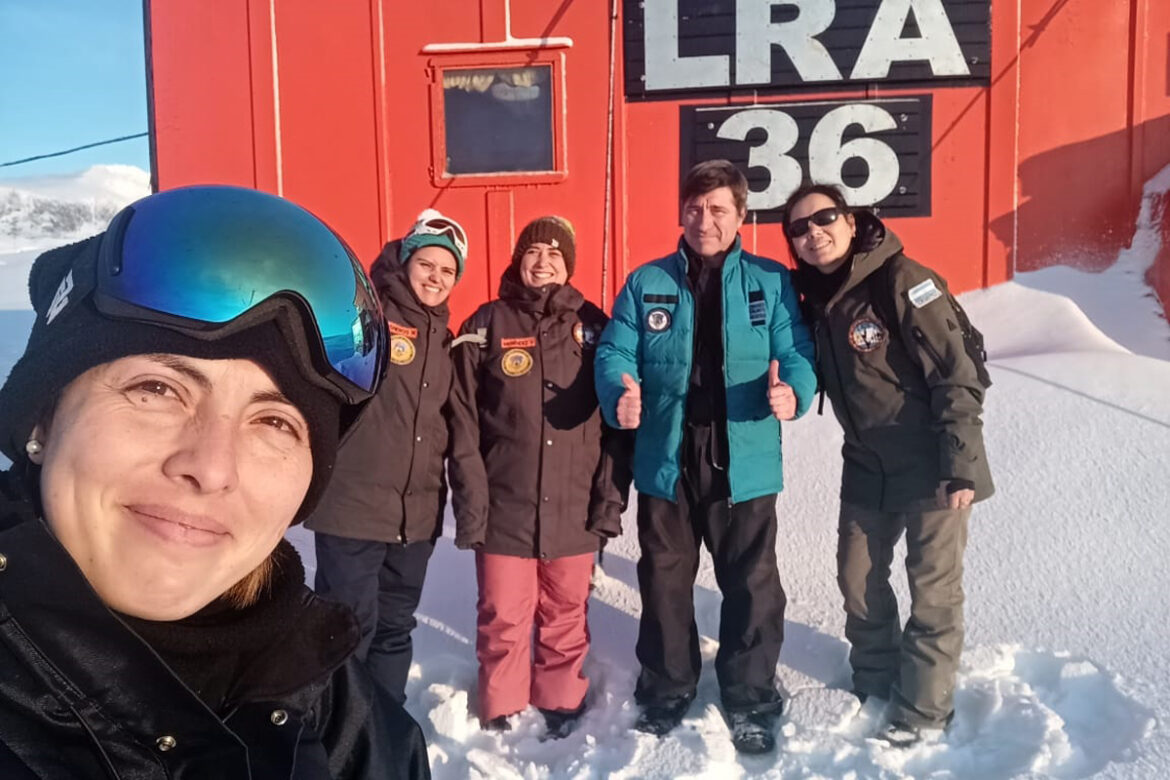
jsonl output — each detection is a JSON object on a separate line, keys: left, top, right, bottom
{"left": 595, "top": 237, "right": 817, "bottom": 503}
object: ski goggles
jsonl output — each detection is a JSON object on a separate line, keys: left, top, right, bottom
{"left": 406, "top": 212, "right": 468, "bottom": 261}
{"left": 784, "top": 206, "right": 844, "bottom": 238}
{"left": 92, "top": 185, "right": 386, "bottom": 404}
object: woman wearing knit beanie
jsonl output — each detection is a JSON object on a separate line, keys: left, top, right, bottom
{"left": 447, "top": 215, "right": 630, "bottom": 739}
{"left": 307, "top": 208, "right": 468, "bottom": 706}
{"left": 0, "top": 186, "right": 429, "bottom": 779}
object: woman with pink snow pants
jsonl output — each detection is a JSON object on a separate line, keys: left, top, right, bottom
{"left": 447, "top": 216, "right": 629, "bottom": 739}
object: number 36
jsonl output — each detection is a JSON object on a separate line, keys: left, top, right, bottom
{"left": 716, "top": 104, "right": 902, "bottom": 210}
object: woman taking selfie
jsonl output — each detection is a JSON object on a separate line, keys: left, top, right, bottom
{"left": 781, "top": 183, "right": 993, "bottom": 748}
{"left": 0, "top": 186, "right": 429, "bottom": 778}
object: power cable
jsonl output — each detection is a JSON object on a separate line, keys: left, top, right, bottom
{"left": 1, "top": 132, "right": 149, "bottom": 169}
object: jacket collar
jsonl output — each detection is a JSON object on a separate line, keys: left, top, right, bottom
{"left": 0, "top": 470, "right": 358, "bottom": 725}
{"left": 497, "top": 266, "right": 584, "bottom": 315}
{"left": 672, "top": 235, "right": 744, "bottom": 280}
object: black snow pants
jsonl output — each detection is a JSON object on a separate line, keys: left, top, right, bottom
{"left": 633, "top": 422, "right": 786, "bottom": 715}
{"left": 313, "top": 533, "right": 435, "bottom": 704}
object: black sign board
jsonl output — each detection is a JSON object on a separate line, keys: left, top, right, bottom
{"left": 680, "top": 96, "right": 933, "bottom": 221}
{"left": 626, "top": 0, "right": 990, "bottom": 99}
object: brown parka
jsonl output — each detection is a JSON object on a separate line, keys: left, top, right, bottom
{"left": 447, "top": 269, "right": 629, "bottom": 559}
{"left": 792, "top": 212, "right": 994, "bottom": 512}
{"left": 305, "top": 253, "right": 453, "bottom": 544}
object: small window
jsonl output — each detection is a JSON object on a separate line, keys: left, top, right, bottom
{"left": 426, "top": 47, "right": 567, "bottom": 187}
{"left": 442, "top": 66, "right": 553, "bottom": 175}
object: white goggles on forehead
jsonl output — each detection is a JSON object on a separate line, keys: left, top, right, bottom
{"left": 408, "top": 214, "right": 469, "bottom": 261}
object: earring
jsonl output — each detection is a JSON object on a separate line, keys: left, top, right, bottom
{"left": 25, "top": 439, "right": 43, "bottom": 457}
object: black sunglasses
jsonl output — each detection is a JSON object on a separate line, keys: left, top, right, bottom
{"left": 785, "top": 207, "right": 843, "bottom": 238}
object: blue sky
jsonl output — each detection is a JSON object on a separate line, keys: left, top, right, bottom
{"left": 0, "top": 0, "right": 149, "bottom": 179}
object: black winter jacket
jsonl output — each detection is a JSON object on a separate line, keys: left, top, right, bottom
{"left": 448, "top": 270, "right": 630, "bottom": 559}
{"left": 306, "top": 254, "right": 453, "bottom": 544}
{"left": 792, "top": 212, "right": 994, "bottom": 511}
{"left": 0, "top": 472, "right": 430, "bottom": 779}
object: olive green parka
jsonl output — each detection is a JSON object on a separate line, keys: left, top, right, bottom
{"left": 792, "top": 212, "right": 994, "bottom": 511}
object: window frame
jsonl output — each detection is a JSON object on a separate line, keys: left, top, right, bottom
{"left": 426, "top": 47, "right": 569, "bottom": 188}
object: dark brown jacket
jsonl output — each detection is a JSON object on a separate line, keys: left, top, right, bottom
{"left": 448, "top": 269, "right": 628, "bottom": 559}
{"left": 305, "top": 256, "right": 452, "bottom": 544}
{"left": 793, "top": 212, "right": 994, "bottom": 512}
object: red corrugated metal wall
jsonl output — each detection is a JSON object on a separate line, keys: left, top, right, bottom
{"left": 147, "top": 0, "right": 1170, "bottom": 326}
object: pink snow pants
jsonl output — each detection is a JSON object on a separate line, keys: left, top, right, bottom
{"left": 474, "top": 551, "right": 593, "bottom": 721}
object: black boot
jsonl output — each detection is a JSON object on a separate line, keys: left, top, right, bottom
{"left": 540, "top": 702, "right": 587, "bottom": 740}
{"left": 726, "top": 710, "right": 777, "bottom": 754}
{"left": 482, "top": 715, "right": 512, "bottom": 732}
{"left": 878, "top": 720, "right": 920, "bottom": 747}
{"left": 634, "top": 696, "right": 692, "bottom": 736}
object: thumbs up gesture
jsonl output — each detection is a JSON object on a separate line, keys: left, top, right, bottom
{"left": 767, "top": 359, "right": 797, "bottom": 421}
{"left": 616, "top": 373, "right": 642, "bottom": 429}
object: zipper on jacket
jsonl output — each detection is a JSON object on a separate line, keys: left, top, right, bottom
{"left": 912, "top": 326, "right": 952, "bottom": 378}
{"left": 674, "top": 255, "right": 698, "bottom": 504}
{"left": 821, "top": 316, "right": 863, "bottom": 443}
{"left": 399, "top": 308, "right": 434, "bottom": 544}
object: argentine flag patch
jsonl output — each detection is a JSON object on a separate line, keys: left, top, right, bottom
{"left": 908, "top": 278, "right": 943, "bottom": 309}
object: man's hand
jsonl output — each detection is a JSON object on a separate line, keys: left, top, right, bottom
{"left": 616, "top": 373, "right": 642, "bottom": 429}
{"left": 766, "top": 359, "right": 797, "bottom": 421}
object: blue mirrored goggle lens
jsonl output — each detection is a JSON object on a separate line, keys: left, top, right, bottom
{"left": 101, "top": 186, "right": 384, "bottom": 396}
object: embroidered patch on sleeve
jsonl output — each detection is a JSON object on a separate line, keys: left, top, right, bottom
{"left": 908, "top": 279, "right": 943, "bottom": 309}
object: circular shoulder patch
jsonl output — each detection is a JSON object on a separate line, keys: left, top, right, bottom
{"left": 573, "top": 322, "right": 599, "bottom": 348}
{"left": 646, "top": 307, "right": 672, "bottom": 332}
{"left": 501, "top": 348, "right": 534, "bottom": 377}
{"left": 390, "top": 334, "right": 416, "bottom": 365}
{"left": 848, "top": 317, "right": 888, "bottom": 353}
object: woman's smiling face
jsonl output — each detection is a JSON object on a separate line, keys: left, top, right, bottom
{"left": 405, "top": 245, "right": 459, "bottom": 306}
{"left": 519, "top": 242, "right": 568, "bottom": 288}
{"left": 31, "top": 354, "right": 313, "bottom": 620}
{"left": 786, "top": 191, "right": 857, "bottom": 274}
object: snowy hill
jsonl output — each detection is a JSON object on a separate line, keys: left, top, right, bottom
{"left": 1, "top": 166, "right": 1168, "bottom": 778}
{"left": 0, "top": 165, "right": 149, "bottom": 309}
{"left": 0, "top": 164, "right": 149, "bottom": 247}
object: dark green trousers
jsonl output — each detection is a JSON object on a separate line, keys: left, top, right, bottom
{"left": 837, "top": 501, "right": 970, "bottom": 728}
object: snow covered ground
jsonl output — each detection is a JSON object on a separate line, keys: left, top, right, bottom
{"left": 1, "top": 166, "right": 1168, "bottom": 778}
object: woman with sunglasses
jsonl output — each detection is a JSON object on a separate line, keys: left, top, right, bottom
{"left": 447, "top": 216, "right": 629, "bottom": 739}
{"left": 307, "top": 209, "right": 467, "bottom": 706}
{"left": 0, "top": 186, "right": 429, "bottom": 778}
{"left": 781, "top": 184, "right": 993, "bottom": 748}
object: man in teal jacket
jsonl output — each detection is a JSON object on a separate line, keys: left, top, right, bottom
{"left": 595, "top": 161, "right": 816, "bottom": 753}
